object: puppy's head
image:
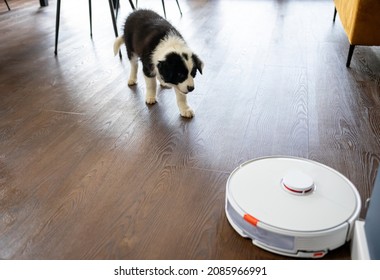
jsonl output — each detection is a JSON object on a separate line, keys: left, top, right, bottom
{"left": 157, "top": 52, "right": 204, "bottom": 94}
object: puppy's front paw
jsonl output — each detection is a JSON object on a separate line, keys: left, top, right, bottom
{"left": 128, "top": 78, "right": 137, "bottom": 86}
{"left": 180, "top": 108, "right": 195, "bottom": 118}
{"left": 145, "top": 97, "right": 157, "bottom": 104}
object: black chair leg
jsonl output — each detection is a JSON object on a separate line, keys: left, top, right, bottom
{"left": 4, "top": 0, "right": 10, "bottom": 11}
{"left": 89, "top": 0, "right": 93, "bottom": 37}
{"left": 54, "top": 0, "right": 61, "bottom": 55}
{"left": 161, "top": 0, "right": 167, "bottom": 18}
{"left": 115, "top": 1, "right": 134, "bottom": 19}
{"left": 108, "top": 0, "right": 119, "bottom": 38}
{"left": 176, "top": 0, "right": 182, "bottom": 16}
{"left": 54, "top": 0, "right": 132, "bottom": 56}
{"left": 108, "top": 0, "right": 122, "bottom": 58}
{"left": 160, "top": 0, "right": 182, "bottom": 18}
{"left": 333, "top": 7, "right": 337, "bottom": 22}
{"left": 114, "top": 0, "right": 119, "bottom": 18}
{"left": 346, "top": 44, "right": 355, "bottom": 67}
{"left": 129, "top": 0, "right": 135, "bottom": 10}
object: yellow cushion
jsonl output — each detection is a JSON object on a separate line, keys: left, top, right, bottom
{"left": 334, "top": 0, "right": 380, "bottom": 45}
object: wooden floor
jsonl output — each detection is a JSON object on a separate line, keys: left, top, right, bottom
{"left": 1, "top": 0, "right": 380, "bottom": 260}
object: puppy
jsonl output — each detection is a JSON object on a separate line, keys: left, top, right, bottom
{"left": 113, "top": 9, "right": 204, "bottom": 118}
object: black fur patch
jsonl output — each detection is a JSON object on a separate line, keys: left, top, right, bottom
{"left": 123, "top": 9, "right": 183, "bottom": 77}
{"left": 192, "top": 54, "right": 203, "bottom": 75}
{"left": 157, "top": 52, "right": 189, "bottom": 85}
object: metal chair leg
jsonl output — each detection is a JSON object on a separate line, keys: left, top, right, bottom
{"left": 54, "top": 0, "right": 61, "bottom": 55}
{"left": 114, "top": 0, "right": 119, "bottom": 18}
{"left": 89, "top": 0, "right": 93, "bottom": 37}
{"left": 161, "top": 0, "right": 182, "bottom": 18}
{"left": 333, "top": 7, "right": 337, "bottom": 22}
{"left": 176, "top": 0, "right": 182, "bottom": 16}
{"left": 129, "top": 0, "right": 135, "bottom": 10}
{"left": 4, "top": 0, "right": 10, "bottom": 11}
{"left": 161, "top": 0, "right": 167, "bottom": 18}
{"left": 108, "top": 0, "right": 122, "bottom": 58}
{"left": 346, "top": 44, "right": 355, "bottom": 67}
{"left": 54, "top": 0, "right": 133, "bottom": 56}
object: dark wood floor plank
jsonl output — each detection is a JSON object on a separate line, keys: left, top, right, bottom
{"left": 239, "top": 65, "right": 309, "bottom": 160}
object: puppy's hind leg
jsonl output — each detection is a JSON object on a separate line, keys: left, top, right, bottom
{"left": 128, "top": 54, "right": 138, "bottom": 86}
{"left": 144, "top": 75, "right": 157, "bottom": 104}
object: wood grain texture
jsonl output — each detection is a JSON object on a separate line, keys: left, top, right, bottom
{"left": 1, "top": 0, "right": 380, "bottom": 260}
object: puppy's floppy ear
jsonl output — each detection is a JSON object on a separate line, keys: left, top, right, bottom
{"left": 192, "top": 54, "right": 204, "bottom": 75}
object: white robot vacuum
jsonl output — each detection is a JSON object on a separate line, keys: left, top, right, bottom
{"left": 225, "top": 156, "right": 361, "bottom": 258}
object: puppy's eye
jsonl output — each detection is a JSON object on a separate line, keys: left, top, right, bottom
{"left": 177, "top": 73, "right": 186, "bottom": 80}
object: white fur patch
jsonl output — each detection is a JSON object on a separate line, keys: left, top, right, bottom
{"left": 151, "top": 34, "right": 192, "bottom": 65}
{"left": 113, "top": 36, "right": 125, "bottom": 56}
{"left": 128, "top": 54, "right": 139, "bottom": 86}
{"left": 152, "top": 34, "right": 195, "bottom": 94}
{"left": 144, "top": 75, "right": 157, "bottom": 104}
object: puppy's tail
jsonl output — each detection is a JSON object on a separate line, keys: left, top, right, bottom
{"left": 113, "top": 36, "right": 125, "bottom": 56}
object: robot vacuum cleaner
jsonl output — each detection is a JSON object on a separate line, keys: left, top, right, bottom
{"left": 225, "top": 156, "right": 361, "bottom": 258}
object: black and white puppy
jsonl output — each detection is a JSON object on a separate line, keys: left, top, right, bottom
{"left": 114, "top": 9, "right": 204, "bottom": 118}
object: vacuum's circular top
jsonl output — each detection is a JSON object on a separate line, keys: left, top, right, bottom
{"left": 227, "top": 157, "right": 360, "bottom": 232}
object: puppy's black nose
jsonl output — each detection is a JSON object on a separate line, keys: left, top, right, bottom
{"left": 187, "top": 86, "right": 194, "bottom": 92}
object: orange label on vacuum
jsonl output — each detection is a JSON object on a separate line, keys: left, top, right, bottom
{"left": 313, "top": 252, "right": 325, "bottom": 257}
{"left": 244, "top": 214, "right": 259, "bottom": 226}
